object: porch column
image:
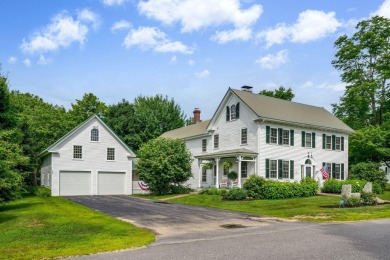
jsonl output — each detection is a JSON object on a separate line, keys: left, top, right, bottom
{"left": 238, "top": 156, "right": 242, "bottom": 188}
{"left": 215, "top": 157, "right": 220, "bottom": 188}
{"left": 254, "top": 157, "right": 257, "bottom": 175}
{"left": 198, "top": 159, "right": 202, "bottom": 188}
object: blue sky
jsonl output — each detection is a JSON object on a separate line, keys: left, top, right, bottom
{"left": 1, "top": 0, "right": 389, "bottom": 120}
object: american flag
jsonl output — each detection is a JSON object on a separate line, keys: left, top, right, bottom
{"left": 320, "top": 164, "right": 330, "bottom": 179}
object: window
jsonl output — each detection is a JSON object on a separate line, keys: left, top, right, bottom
{"left": 202, "top": 168, "right": 207, "bottom": 182}
{"left": 214, "top": 134, "right": 219, "bottom": 149}
{"left": 282, "top": 130, "right": 289, "bottom": 145}
{"left": 241, "top": 128, "right": 247, "bottom": 145}
{"left": 335, "top": 164, "right": 341, "bottom": 179}
{"left": 305, "top": 133, "right": 312, "bottom": 148}
{"left": 335, "top": 137, "right": 341, "bottom": 150}
{"left": 223, "top": 168, "right": 229, "bottom": 176}
{"left": 73, "top": 145, "right": 82, "bottom": 159}
{"left": 326, "top": 136, "right": 332, "bottom": 149}
{"left": 282, "top": 161, "right": 289, "bottom": 178}
{"left": 241, "top": 161, "right": 248, "bottom": 178}
{"left": 230, "top": 104, "right": 236, "bottom": 120}
{"left": 91, "top": 128, "right": 99, "bottom": 142}
{"left": 107, "top": 148, "right": 115, "bottom": 161}
{"left": 202, "top": 139, "right": 207, "bottom": 152}
{"left": 270, "top": 160, "right": 277, "bottom": 178}
{"left": 270, "top": 128, "right": 277, "bottom": 144}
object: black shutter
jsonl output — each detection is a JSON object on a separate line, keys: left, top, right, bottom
{"left": 322, "top": 134, "right": 326, "bottom": 149}
{"left": 278, "top": 159, "right": 283, "bottom": 179}
{"left": 290, "top": 160, "right": 294, "bottom": 179}
{"left": 312, "top": 132, "right": 316, "bottom": 148}
{"left": 332, "top": 135, "right": 336, "bottom": 150}
{"left": 290, "top": 129, "right": 294, "bottom": 146}
{"left": 302, "top": 131, "right": 306, "bottom": 147}
{"left": 332, "top": 163, "right": 336, "bottom": 179}
{"left": 341, "top": 136, "right": 344, "bottom": 151}
{"left": 278, "top": 128, "right": 283, "bottom": 145}
{"left": 341, "top": 163, "right": 345, "bottom": 180}
{"left": 226, "top": 106, "right": 230, "bottom": 121}
{"left": 236, "top": 102, "right": 240, "bottom": 119}
{"left": 265, "top": 159, "right": 270, "bottom": 178}
{"left": 266, "top": 126, "right": 270, "bottom": 144}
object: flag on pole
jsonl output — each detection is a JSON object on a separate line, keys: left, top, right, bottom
{"left": 320, "top": 164, "right": 330, "bottom": 179}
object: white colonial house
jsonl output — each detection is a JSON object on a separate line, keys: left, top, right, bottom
{"left": 38, "top": 115, "right": 137, "bottom": 196}
{"left": 161, "top": 86, "right": 355, "bottom": 189}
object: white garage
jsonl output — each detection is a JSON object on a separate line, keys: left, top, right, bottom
{"left": 98, "top": 172, "right": 126, "bottom": 195}
{"left": 59, "top": 171, "right": 92, "bottom": 196}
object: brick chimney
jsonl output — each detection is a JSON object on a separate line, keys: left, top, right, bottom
{"left": 241, "top": 85, "right": 253, "bottom": 92}
{"left": 193, "top": 108, "right": 201, "bottom": 124}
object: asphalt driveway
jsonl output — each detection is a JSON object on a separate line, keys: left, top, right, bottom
{"left": 66, "top": 195, "right": 282, "bottom": 236}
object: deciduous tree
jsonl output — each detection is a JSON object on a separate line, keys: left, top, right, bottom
{"left": 69, "top": 93, "right": 107, "bottom": 124}
{"left": 259, "top": 86, "right": 295, "bottom": 101}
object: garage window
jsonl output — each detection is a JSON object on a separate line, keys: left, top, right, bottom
{"left": 73, "top": 145, "right": 82, "bottom": 159}
{"left": 107, "top": 148, "right": 115, "bottom": 161}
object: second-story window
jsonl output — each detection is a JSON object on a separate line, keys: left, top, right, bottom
{"left": 230, "top": 104, "right": 236, "bottom": 120}
{"left": 326, "top": 136, "right": 332, "bottom": 149}
{"left": 214, "top": 134, "right": 219, "bottom": 149}
{"left": 305, "top": 133, "right": 312, "bottom": 148}
{"left": 107, "top": 148, "right": 115, "bottom": 161}
{"left": 73, "top": 145, "right": 82, "bottom": 159}
{"left": 282, "top": 130, "right": 289, "bottom": 145}
{"left": 91, "top": 128, "right": 99, "bottom": 142}
{"left": 270, "top": 128, "right": 277, "bottom": 144}
{"left": 241, "top": 128, "right": 247, "bottom": 144}
{"left": 202, "top": 139, "right": 207, "bottom": 152}
{"left": 335, "top": 137, "right": 341, "bottom": 150}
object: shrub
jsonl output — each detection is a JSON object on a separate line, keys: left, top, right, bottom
{"left": 200, "top": 187, "right": 220, "bottom": 195}
{"left": 222, "top": 188, "right": 247, "bottom": 200}
{"left": 300, "top": 177, "right": 319, "bottom": 196}
{"left": 169, "top": 185, "right": 192, "bottom": 194}
{"left": 361, "top": 192, "right": 377, "bottom": 205}
{"left": 345, "top": 179, "right": 366, "bottom": 192}
{"left": 349, "top": 162, "right": 387, "bottom": 191}
{"left": 342, "top": 196, "right": 361, "bottom": 207}
{"left": 321, "top": 178, "right": 343, "bottom": 193}
{"left": 373, "top": 182, "right": 383, "bottom": 194}
{"left": 36, "top": 187, "right": 51, "bottom": 197}
{"left": 243, "top": 176, "right": 266, "bottom": 199}
{"left": 227, "top": 171, "right": 238, "bottom": 180}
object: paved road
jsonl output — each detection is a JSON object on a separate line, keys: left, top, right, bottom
{"left": 67, "top": 196, "right": 390, "bottom": 260}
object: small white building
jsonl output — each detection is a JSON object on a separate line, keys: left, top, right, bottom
{"left": 380, "top": 163, "right": 390, "bottom": 183}
{"left": 39, "top": 115, "right": 136, "bottom": 196}
{"left": 161, "top": 86, "right": 355, "bottom": 188}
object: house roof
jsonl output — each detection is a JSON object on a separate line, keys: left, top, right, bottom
{"left": 160, "top": 120, "right": 211, "bottom": 139}
{"left": 38, "top": 115, "right": 136, "bottom": 158}
{"left": 231, "top": 89, "right": 354, "bottom": 134}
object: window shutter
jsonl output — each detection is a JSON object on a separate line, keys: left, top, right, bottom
{"left": 278, "top": 159, "right": 283, "bottom": 179}
{"left": 341, "top": 136, "right": 344, "bottom": 151}
{"left": 301, "top": 131, "right": 306, "bottom": 147}
{"left": 278, "top": 128, "right": 283, "bottom": 145}
{"left": 290, "top": 129, "right": 294, "bottom": 146}
{"left": 322, "top": 162, "right": 325, "bottom": 167}
{"left": 341, "top": 163, "right": 345, "bottom": 180}
{"left": 332, "top": 163, "right": 336, "bottom": 179}
{"left": 265, "top": 159, "right": 270, "bottom": 178}
{"left": 226, "top": 106, "right": 230, "bottom": 121}
{"left": 332, "top": 135, "right": 336, "bottom": 150}
{"left": 236, "top": 102, "right": 240, "bottom": 119}
{"left": 266, "top": 126, "right": 270, "bottom": 144}
{"left": 290, "top": 160, "right": 294, "bottom": 179}
{"left": 322, "top": 134, "right": 326, "bottom": 149}
{"left": 312, "top": 132, "right": 316, "bottom": 148}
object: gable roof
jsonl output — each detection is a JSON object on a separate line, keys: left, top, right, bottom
{"left": 231, "top": 89, "right": 354, "bottom": 134}
{"left": 38, "top": 115, "right": 136, "bottom": 158}
{"left": 160, "top": 120, "right": 211, "bottom": 139}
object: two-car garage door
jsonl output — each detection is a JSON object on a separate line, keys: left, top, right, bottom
{"left": 59, "top": 171, "right": 126, "bottom": 196}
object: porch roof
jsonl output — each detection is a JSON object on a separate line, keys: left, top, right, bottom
{"left": 194, "top": 148, "right": 257, "bottom": 159}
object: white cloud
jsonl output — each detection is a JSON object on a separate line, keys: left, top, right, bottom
{"left": 138, "top": 0, "right": 262, "bottom": 32}
{"left": 188, "top": 59, "right": 194, "bottom": 66}
{"left": 111, "top": 20, "right": 131, "bottom": 32}
{"left": 170, "top": 55, "right": 177, "bottom": 64}
{"left": 258, "top": 10, "right": 341, "bottom": 47}
{"left": 123, "top": 26, "right": 193, "bottom": 54}
{"left": 195, "top": 70, "right": 210, "bottom": 78}
{"left": 77, "top": 9, "right": 100, "bottom": 30}
{"left": 372, "top": 0, "right": 390, "bottom": 18}
{"left": 23, "top": 58, "right": 31, "bottom": 67}
{"left": 102, "top": 0, "right": 128, "bottom": 6}
{"left": 211, "top": 27, "right": 252, "bottom": 43}
{"left": 255, "top": 50, "right": 288, "bottom": 70}
{"left": 8, "top": 56, "right": 17, "bottom": 64}
{"left": 37, "top": 55, "right": 52, "bottom": 65}
{"left": 21, "top": 10, "right": 98, "bottom": 53}
{"left": 301, "top": 81, "right": 313, "bottom": 89}
{"left": 317, "top": 82, "right": 346, "bottom": 92}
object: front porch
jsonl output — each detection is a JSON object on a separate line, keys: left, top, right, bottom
{"left": 195, "top": 148, "right": 258, "bottom": 188}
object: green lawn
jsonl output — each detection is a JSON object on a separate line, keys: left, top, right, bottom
{"left": 132, "top": 193, "right": 180, "bottom": 200}
{"left": 170, "top": 187, "right": 390, "bottom": 222}
{"left": 0, "top": 196, "right": 155, "bottom": 259}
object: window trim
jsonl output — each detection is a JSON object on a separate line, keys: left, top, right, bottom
{"left": 202, "top": 168, "right": 207, "bottom": 183}
{"left": 241, "top": 128, "right": 248, "bottom": 145}
{"left": 270, "top": 160, "right": 277, "bottom": 179}
{"left": 241, "top": 161, "right": 248, "bottom": 178}
{"left": 202, "top": 139, "right": 207, "bottom": 152}
{"left": 270, "top": 128, "right": 278, "bottom": 144}
{"left": 230, "top": 104, "right": 236, "bottom": 120}
{"left": 214, "top": 134, "right": 219, "bottom": 149}
{"left": 335, "top": 137, "right": 341, "bottom": 151}
{"left": 305, "top": 132, "right": 312, "bottom": 148}
{"left": 107, "top": 147, "right": 115, "bottom": 161}
{"left": 73, "top": 145, "right": 82, "bottom": 159}
{"left": 282, "top": 130, "right": 289, "bottom": 145}
{"left": 90, "top": 128, "right": 99, "bottom": 142}
{"left": 282, "top": 160, "right": 289, "bottom": 179}
{"left": 325, "top": 136, "right": 332, "bottom": 150}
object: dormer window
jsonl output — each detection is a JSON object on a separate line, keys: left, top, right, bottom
{"left": 91, "top": 128, "right": 99, "bottom": 142}
{"left": 226, "top": 102, "right": 240, "bottom": 121}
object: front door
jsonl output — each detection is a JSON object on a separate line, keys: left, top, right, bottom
{"left": 305, "top": 166, "right": 312, "bottom": 177}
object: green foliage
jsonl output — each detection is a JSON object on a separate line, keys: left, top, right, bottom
{"left": 259, "top": 86, "right": 295, "bottom": 101}
{"left": 0, "top": 75, "right": 15, "bottom": 129}
{"left": 199, "top": 187, "right": 227, "bottom": 196}
{"left": 342, "top": 196, "right": 361, "bottom": 207}
{"left": 373, "top": 182, "right": 383, "bottom": 194}
{"left": 349, "top": 162, "right": 388, "bottom": 191}
{"left": 322, "top": 179, "right": 368, "bottom": 194}
{"left": 222, "top": 188, "right": 247, "bottom": 200}
{"left": 332, "top": 16, "right": 390, "bottom": 128}
{"left": 227, "top": 171, "right": 238, "bottom": 180}
{"left": 169, "top": 185, "right": 192, "bottom": 195}
{"left": 222, "top": 161, "right": 233, "bottom": 170}
{"left": 137, "top": 138, "right": 192, "bottom": 195}
{"left": 243, "top": 175, "right": 266, "bottom": 199}
{"left": 35, "top": 187, "right": 51, "bottom": 197}
{"left": 202, "top": 163, "right": 213, "bottom": 170}
{"left": 259, "top": 179, "right": 318, "bottom": 200}
{"left": 69, "top": 93, "right": 107, "bottom": 124}
{"left": 361, "top": 192, "right": 377, "bottom": 205}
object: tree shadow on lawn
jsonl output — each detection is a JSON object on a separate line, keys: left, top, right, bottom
{"left": 320, "top": 202, "right": 390, "bottom": 208}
